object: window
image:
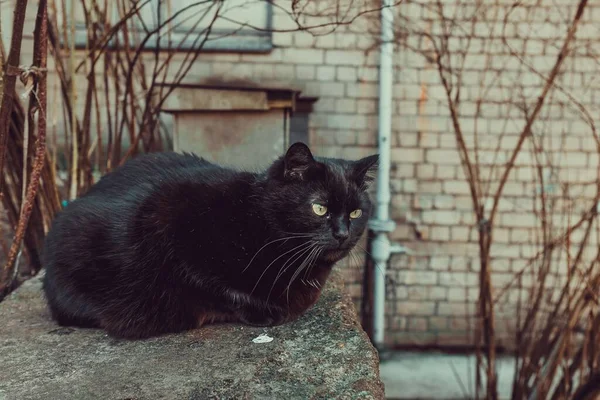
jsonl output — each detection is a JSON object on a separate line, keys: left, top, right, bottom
{"left": 66, "top": 0, "right": 273, "bottom": 53}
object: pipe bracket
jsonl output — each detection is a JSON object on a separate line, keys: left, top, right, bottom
{"left": 390, "top": 242, "right": 411, "bottom": 255}
{"left": 368, "top": 218, "right": 396, "bottom": 233}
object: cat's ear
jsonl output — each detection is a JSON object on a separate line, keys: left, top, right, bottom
{"left": 283, "top": 142, "right": 316, "bottom": 180}
{"left": 352, "top": 154, "right": 379, "bottom": 188}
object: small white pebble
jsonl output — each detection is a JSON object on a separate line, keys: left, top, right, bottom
{"left": 252, "top": 333, "right": 273, "bottom": 343}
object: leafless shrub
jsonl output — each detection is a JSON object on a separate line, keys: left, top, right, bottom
{"left": 394, "top": 0, "right": 599, "bottom": 398}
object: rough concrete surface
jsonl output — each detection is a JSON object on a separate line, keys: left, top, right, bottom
{"left": 0, "top": 272, "right": 383, "bottom": 400}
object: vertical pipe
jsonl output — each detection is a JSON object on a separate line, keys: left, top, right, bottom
{"left": 372, "top": 0, "right": 394, "bottom": 349}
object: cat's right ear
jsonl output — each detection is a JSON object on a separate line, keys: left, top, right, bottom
{"left": 283, "top": 142, "right": 316, "bottom": 180}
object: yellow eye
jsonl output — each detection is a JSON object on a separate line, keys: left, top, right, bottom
{"left": 312, "top": 203, "right": 328, "bottom": 216}
{"left": 349, "top": 209, "right": 363, "bottom": 219}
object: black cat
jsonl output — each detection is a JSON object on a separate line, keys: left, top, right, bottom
{"left": 42, "top": 142, "right": 378, "bottom": 339}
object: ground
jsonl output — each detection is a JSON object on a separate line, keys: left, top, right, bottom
{"left": 380, "top": 351, "right": 516, "bottom": 399}
{"left": 0, "top": 271, "right": 383, "bottom": 400}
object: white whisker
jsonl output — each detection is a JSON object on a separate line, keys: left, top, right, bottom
{"left": 249, "top": 240, "right": 314, "bottom": 295}
{"left": 266, "top": 242, "right": 317, "bottom": 302}
{"left": 242, "top": 234, "right": 311, "bottom": 273}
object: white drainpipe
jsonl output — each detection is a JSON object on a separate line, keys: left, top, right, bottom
{"left": 369, "top": 0, "right": 410, "bottom": 351}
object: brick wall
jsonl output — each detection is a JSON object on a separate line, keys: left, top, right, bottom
{"left": 381, "top": 0, "right": 600, "bottom": 348}
{"left": 3, "top": 0, "right": 600, "bottom": 349}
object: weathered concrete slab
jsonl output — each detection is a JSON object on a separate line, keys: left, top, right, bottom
{"left": 0, "top": 272, "right": 383, "bottom": 400}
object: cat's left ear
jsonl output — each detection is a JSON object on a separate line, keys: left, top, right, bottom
{"left": 283, "top": 142, "right": 316, "bottom": 180}
{"left": 352, "top": 154, "right": 379, "bottom": 187}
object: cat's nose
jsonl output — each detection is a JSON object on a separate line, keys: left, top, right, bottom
{"left": 333, "top": 230, "right": 349, "bottom": 245}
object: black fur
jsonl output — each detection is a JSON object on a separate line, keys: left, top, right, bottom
{"left": 42, "top": 143, "right": 378, "bottom": 339}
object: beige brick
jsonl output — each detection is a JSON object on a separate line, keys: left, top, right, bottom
{"left": 402, "top": 180, "right": 418, "bottom": 193}
{"left": 430, "top": 255, "right": 451, "bottom": 270}
{"left": 563, "top": 136, "right": 581, "bottom": 151}
{"left": 356, "top": 34, "right": 376, "bottom": 50}
{"left": 443, "top": 180, "right": 471, "bottom": 195}
{"left": 283, "top": 48, "right": 324, "bottom": 64}
{"left": 325, "top": 50, "right": 365, "bottom": 66}
{"left": 448, "top": 287, "right": 477, "bottom": 302}
{"left": 390, "top": 316, "right": 406, "bottom": 330}
{"left": 439, "top": 272, "right": 479, "bottom": 287}
{"left": 252, "top": 64, "right": 277, "bottom": 79}
{"left": 335, "top": 99, "right": 357, "bottom": 113}
{"left": 399, "top": 132, "right": 419, "bottom": 147}
{"left": 419, "top": 181, "right": 442, "bottom": 194}
{"left": 293, "top": 31, "right": 316, "bottom": 47}
{"left": 426, "top": 149, "right": 462, "bottom": 165}
{"left": 449, "top": 256, "right": 472, "bottom": 271}
{"left": 314, "top": 97, "right": 336, "bottom": 112}
{"left": 335, "top": 131, "right": 358, "bottom": 145}
{"left": 430, "top": 226, "right": 451, "bottom": 241}
{"left": 520, "top": 244, "right": 541, "bottom": 259}
{"left": 451, "top": 226, "right": 472, "bottom": 242}
{"left": 510, "top": 228, "right": 531, "bottom": 243}
{"left": 563, "top": 152, "right": 588, "bottom": 167}
{"left": 356, "top": 99, "right": 377, "bottom": 114}
{"left": 437, "top": 301, "right": 477, "bottom": 316}
{"left": 273, "top": 65, "right": 295, "bottom": 80}
{"left": 448, "top": 317, "right": 474, "bottom": 331}
{"left": 311, "top": 130, "right": 337, "bottom": 146}
{"left": 272, "top": 31, "right": 293, "bottom": 47}
{"left": 429, "top": 287, "right": 448, "bottom": 300}
{"left": 460, "top": 211, "right": 476, "bottom": 225}
{"left": 391, "top": 148, "right": 424, "bottom": 163}
{"left": 490, "top": 243, "right": 521, "bottom": 259}
{"left": 416, "top": 164, "right": 436, "bottom": 179}
{"left": 429, "top": 317, "right": 449, "bottom": 330}
{"left": 341, "top": 146, "right": 377, "bottom": 160}
{"left": 491, "top": 273, "right": 518, "bottom": 289}
{"left": 407, "top": 286, "right": 429, "bottom": 300}
{"left": 326, "top": 114, "right": 367, "bottom": 130}
{"left": 421, "top": 210, "right": 460, "bottom": 225}
{"left": 393, "top": 163, "right": 416, "bottom": 178}
{"left": 314, "top": 34, "right": 336, "bottom": 49}
{"left": 304, "top": 81, "right": 345, "bottom": 97}
{"left": 334, "top": 32, "right": 358, "bottom": 49}
{"left": 346, "top": 82, "right": 378, "bottom": 98}
{"left": 358, "top": 67, "right": 379, "bottom": 82}
{"left": 198, "top": 53, "right": 241, "bottom": 63}
{"left": 500, "top": 212, "right": 537, "bottom": 228}
{"left": 437, "top": 166, "right": 457, "bottom": 180}
{"left": 503, "top": 183, "right": 525, "bottom": 196}
{"left": 356, "top": 130, "right": 377, "bottom": 146}
{"left": 396, "top": 301, "right": 437, "bottom": 316}
{"left": 316, "top": 65, "right": 336, "bottom": 81}
{"left": 419, "top": 132, "right": 439, "bottom": 148}
{"left": 490, "top": 227, "right": 509, "bottom": 243}
{"left": 438, "top": 132, "right": 459, "bottom": 148}
{"left": 413, "top": 195, "right": 433, "bottom": 210}
{"left": 395, "top": 286, "right": 409, "bottom": 300}
{"left": 402, "top": 271, "right": 438, "bottom": 285}
{"left": 407, "top": 317, "right": 429, "bottom": 331}
{"left": 295, "top": 65, "right": 316, "bottom": 80}
{"left": 434, "top": 194, "right": 455, "bottom": 209}
{"left": 337, "top": 66, "right": 358, "bottom": 81}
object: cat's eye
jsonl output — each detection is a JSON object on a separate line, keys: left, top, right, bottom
{"left": 312, "top": 203, "right": 328, "bottom": 216}
{"left": 349, "top": 209, "right": 363, "bottom": 219}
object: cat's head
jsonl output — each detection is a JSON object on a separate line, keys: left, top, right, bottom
{"left": 263, "top": 142, "right": 378, "bottom": 262}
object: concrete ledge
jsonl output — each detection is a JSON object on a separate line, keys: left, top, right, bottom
{"left": 0, "top": 272, "right": 383, "bottom": 399}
